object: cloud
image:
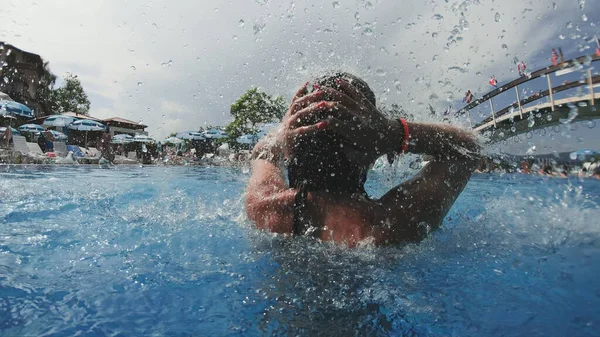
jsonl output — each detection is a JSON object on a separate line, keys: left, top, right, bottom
{"left": 2, "top": 0, "right": 599, "bottom": 153}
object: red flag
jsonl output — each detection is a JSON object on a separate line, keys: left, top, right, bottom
{"left": 551, "top": 48, "right": 559, "bottom": 66}
{"left": 489, "top": 76, "right": 497, "bottom": 87}
{"left": 596, "top": 37, "right": 600, "bottom": 57}
{"left": 463, "top": 90, "right": 473, "bottom": 103}
{"left": 518, "top": 61, "right": 526, "bottom": 76}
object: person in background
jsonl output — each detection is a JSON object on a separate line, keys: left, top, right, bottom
{"left": 98, "top": 127, "right": 114, "bottom": 162}
{"left": 246, "top": 72, "right": 480, "bottom": 246}
{"left": 37, "top": 131, "right": 47, "bottom": 152}
{"left": 1, "top": 127, "right": 13, "bottom": 149}
{"left": 44, "top": 130, "right": 55, "bottom": 153}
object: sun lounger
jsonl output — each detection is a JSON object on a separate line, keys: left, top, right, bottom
{"left": 67, "top": 145, "right": 99, "bottom": 164}
{"left": 9, "top": 136, "right": 47, "bottom": 163}
{"left": 86, "top": 147, "right": 102, "bottom": 158}
{"left": 53, "top": 142, "right": 68, "bottom": 157}
{"left": 112, "top": 155, "right": 138, "bottom": 165}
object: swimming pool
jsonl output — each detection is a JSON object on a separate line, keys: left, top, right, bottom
{"left": 0, "top": 165, "right": 598, "bottom": 336}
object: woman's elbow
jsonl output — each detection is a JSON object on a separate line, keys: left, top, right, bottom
{"left": 245, "top": 197, "right": 293, "bottom": 234}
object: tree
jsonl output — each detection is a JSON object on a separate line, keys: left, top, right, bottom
{"left": 225, "top": 88, "right": 286, "bottom": 140}
{"left": 52, "top": 73, "right": 90, "bottom": 115}
{"left": 36, "top": 61, "right": 58, "bottom": 115}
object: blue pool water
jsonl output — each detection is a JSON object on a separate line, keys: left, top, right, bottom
{"left": 0, "top": 165, "right": 599, "bottom": 336}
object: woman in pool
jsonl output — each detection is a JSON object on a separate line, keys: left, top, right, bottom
{"left": 246, "top": 73, "right": 480, "bottom": 246}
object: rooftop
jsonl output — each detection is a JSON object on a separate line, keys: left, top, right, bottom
{"left": 103, "top": 117, "right": 147, "bottom": 128}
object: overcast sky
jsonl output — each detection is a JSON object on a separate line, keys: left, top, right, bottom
{"left": 1, "top": 0, "right": 599, "bottom": 154}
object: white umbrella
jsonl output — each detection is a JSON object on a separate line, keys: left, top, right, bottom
{"left": 43, "top": 115, "right": 78, "bottom": 127}
{"left": 133, "top": 134, "right": 155, "bottom": 143}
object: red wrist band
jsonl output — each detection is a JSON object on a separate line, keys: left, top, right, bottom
{"left": 399, "top": 118, "right": 410, "bottom": 153}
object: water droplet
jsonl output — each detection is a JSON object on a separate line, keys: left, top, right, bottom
{"left": 152, "top": 23, "right": 158, "bottom": 29}
{"left": 501, "top": 44, "right": 508, "bottom": 50}
{"left": 578, "top": 0, "right": 585, "bottom": 10}
{"left": 528, "top": 118, "right": 535, "bottom": 128}
{"left": 364, "top": 2, "right": 373, "bottom": 10}
{"left": 196, "top": 57, "right": 201, "bottom": 62}
{"left": 432, "top": 54, "right": 439, "bottom": 61}
{"left": 432, "top": 32, "right": 438, "bottom": 38}
{"left": 130, "top": 66, "right": 136, "bottom": 70}
{"left": 380, "top": 46, "right": 389, "bottom": 54}
{"left": 552, "top": 2, "right": 557, "bottom": 9}
{"left": 582, "top": 14, "right": 588, "bottom": 22}
{"left": 510, "top": 126, "right": 516, "bottom": 133}
{"left": 546, "top": 114, "right": 552, "bottom": 121}
{"left": 332, "top": 1, "right": 340, "bottom": 8}
{"left": 238, "top": 19, "right": 245, "bottom": 27}
{"left": 362, "top": 28, "right": 373, "bottom": 36}
{"left": 161, "top": 60, "right": 173, "bottom": 68}
{"left": 566, "top": 21, "right": 573, "bottom": 28}
{"left": 354, "top": 12, "right": 360, "bottom": 20}
{"left": 432, "top": 14, "right": 443, "bottom": 20}
{"left": 232, "top": 35, "right": 238, "bottom": 40}
{"left": 394, "top": 80, "right": 402, "bottom": 93}
{"left": 559, "top": 34, "right": 565, "bottom": 40}
{"left": 494, "top": 12, "right": 501, "bottom": 22}
{"left": 137, "top": 82, "right": 143, "bottom": 87}
{"left": 586, "top": 120, "right": 595, "bottom": 128}
{"left": 375, "top": 68, "right": 386, "bottom": 76}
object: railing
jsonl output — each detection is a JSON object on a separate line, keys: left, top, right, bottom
{"left": 458, "top": 53, "right": 600, "bottom": 130}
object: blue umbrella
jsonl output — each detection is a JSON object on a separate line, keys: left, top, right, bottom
{"left": 133, "top": 134, "right": 155, "bottom": 143}
{"left": 48, "top": 130, "right": 68, "bottom": 141}
{"left": 0, "top": 126, "right": 20, "bottom": 136}
{"left": 18, "top": 123, "right": 46, "bottom": 133}
{"left": 111, "top": 134, "right": 134, "bottom": 144}
{"left": 43, "top": 115, "right": 78, "bottom": 127}
{"left": 0, "top": 100, "right": 34, "bottom": 118}
{"left": 68, "top": 119, "right": 105, "bottom": 131}
{"left": 176, "top": 131, "right": 205, "bottom": 140}
{"left": 68, "top": 119, "right": 105, "bottom": 145}
{"left": 570, "top": 149, "right": 600, "bottom": 161}
{"left": 202, "top": 129, "right": 228, "bottom": 139}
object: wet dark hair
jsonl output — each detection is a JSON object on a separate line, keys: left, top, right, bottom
{"left": 287, "top": 72, "right": 375, "bottom": 194}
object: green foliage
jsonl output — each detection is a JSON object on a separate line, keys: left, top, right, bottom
{"left": 51, "top": 73, "right": 90, "bottom": 115}
{"left": 36, "top": 61, "right": 58, "bottom": 115}
{"left": 225, "top": 88, "right": 286, "bottom": 140}
{"left": 35, "top": 71, "right": 90, "bottom": 115}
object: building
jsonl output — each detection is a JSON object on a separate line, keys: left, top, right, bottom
{"left": 0, "top": 42, "right": 44, "bottom": 116}
{"left": 102, "top": 117, "right": 148, "bottom": 136}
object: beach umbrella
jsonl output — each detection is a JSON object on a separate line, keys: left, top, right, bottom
{"left": 68, "top": 119, "right": 105, "bottom": 132}
{"left": 164, "top": 136, "right": 184, "bottom": 144}
{"left": 0, "top": 126, "right": 20, "bottom": 136}
{"left": 47, "top": 130, "right": 68, "bottom": 141}
{"left": 0, "top": 100, "right": 34, "bottom": 118}
{"left": 68, "top": 119, "right": 105, "bottom": 145}
{"left": 570, "top": 149, "right": 600, "bottom": 161}
{"left": 43, "top": 115, "right": 78, "bottom": 127}
{"left": 202, "top": 129, "right": 228, "bottom": 139}
{"left": 236, "top": 134, "right": 258, "bottom": 145}
{"left": 133, "top": 134, "right": 155, "bottom": 143}
{"left": 18, "top": 124, "right": 45, "bottom": 133}
{"left": 176, "top": 131, "right": 205, "bottom": 140}
{"left": 0, "top": 92, "right": 12, "bottom": 101}
{"left": 111, "top": 134, "right": 134, "bottom": 144}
